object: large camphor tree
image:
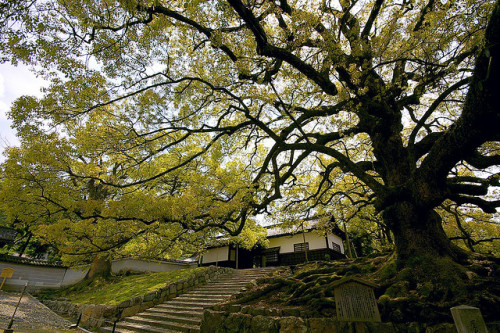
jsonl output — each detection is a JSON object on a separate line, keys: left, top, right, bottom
{"left": 1, "top": 0, "right": 499, "bottom": 277}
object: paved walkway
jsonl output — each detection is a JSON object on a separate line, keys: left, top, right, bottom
{"left": 0, "top": 290, "right": 74, "bottom": 332}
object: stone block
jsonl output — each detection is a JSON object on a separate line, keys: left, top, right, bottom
{"left": 200, "top": 310, "right": 227, "bottom": 333}
{"left": 250, "top": 307, "right": 266, "bottom": 316}
{"left": 121, "top": 304, "right": 141, "bottom": 318}
{"left": 153, "top": 296, "right": 161, "bottom": 305}
{"left": 266, "top": 308, "right": 282, "bottom": 317}
{"left": 281, "top": 308, "right": 301, "bottom": 317}
{"left": 143, "top": 291, "right": 157, "bottom": 302}
{"left": 117, "top": 299, "right": 132, "bottom": 308}
{"left": 225, "top": 313, "right": 250, "bottom": 332}
{"left": 425, "top": 323, "right": 458, "bottom": 333}
{"left": 140, "top": 301, "right": 154, "bottom": 312}
{"left": 279, "top": 317, "right": 307, "bottom": 333}
{"left": 130, "top": 295, "right": 143, "bottom": 306}
{"left": 307, "top": 318, "right": 339, "bottom": 333}
{"left": 228, "top": 304, "right": 242, "bottom": 313}
{"left": 365, "top": 322, "right": 397, "bottom": 333}
{"left": 102, "top": 305, "right": 117, "bottom": 318}
{"left": 169, "top": 283, "right": 177, "bottom": 295}
{"left": 79, "top": 305, "right": 94, "bottom": 326}
{"left": 65, "top": 303, "right": 78, "bottom": 317}
{"left": 250, "top": 315, "right": 278, "bottom": 333}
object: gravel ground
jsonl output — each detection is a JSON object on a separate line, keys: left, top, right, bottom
{"left": 0, "top": 290, "right": 75, "bottom": 332}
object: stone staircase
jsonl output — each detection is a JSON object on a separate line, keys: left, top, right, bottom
{"left": 100, "top": 268, "right": 276, "bottom": 333}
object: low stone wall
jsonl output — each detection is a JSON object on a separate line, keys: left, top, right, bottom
{"left": 42, "top": 266, "right": 233, "bottom": 329}
{"left": 200, "top": 305, "right": 500, "bottom": 333}
{"left": 200, "top": 308, "right": 394, "bottom": 333}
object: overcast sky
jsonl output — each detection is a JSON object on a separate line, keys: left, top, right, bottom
{"left": 0, "top": 63, "right": 48, "bottom": 161}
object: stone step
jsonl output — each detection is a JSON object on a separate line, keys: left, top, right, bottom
{"left": 100, "top": 322, "right": 183, "bottom": 333}
{"left": 218, "top": 274, "right": 265, "bottom": 278}
{"left": 193, "top": 286, "right": 245, "bottom": 294}
{"left": 100, "top": 327, "right": 164, "bottom": 333}
{"left": 185, "top": 290, "right": 235, "bottom": 295}
{"left": 201, "top": 283, "right": 247, "bottom": 288}
{"left": 155, "top": 303, "right": 204, "bottom": 312}
{"left": 170, "top": 297, "right": 224, "bottom": 305}
{"left": 117, "top": 318, "right": 200, "bottom": 333}
{"left": 175, "top": 295, "right": 227, "bottom": 302}
{"left": 167, "top": 300, "right": 217, "bottom": 308}
{"left": 219, "top": 273, "right": 270, "bottom": 277}
{"left": 201, "top": 282, "right": 247, "bottom": 286}
{"left": 201, "top": 281, "right": 251, "bottom": 285}
{"left": 178, "top": 292, "right": 228, "bottom": 298}
{"left": 137, "top": 312, "right": 201, "bottom": 326}
{"left": 188, "top": 288, "right": 239, "bottom": 296}
{"left": 145, "top": 307, "right": 204, "bottom": 318}
{"left": 194, "top": 287, "right": 244, "bottom": 293}
{"left": 186, "top": 291, "right": 238, "bottom": 297}
{"left": 106, "top": 268, "right": 278, "bottom": 333}
{"left": 126, "top": 314, "right": 200, "bottom": 327}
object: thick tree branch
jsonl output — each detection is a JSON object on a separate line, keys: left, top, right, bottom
{"left": 361, "top": 0, "right": 384, "bottom": 39}
{"left": 449, "top": 195, "right": 500, "bottom": 214}
{"left": 465, "top": 151, "right": 500, "bottom": 169}
{"left": 417, "top": 0, "right": 500, "bottom": 187}
{"left": 226, "top": 0, "right": 338, "bottom": 95}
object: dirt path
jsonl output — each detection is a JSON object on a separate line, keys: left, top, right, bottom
{"left": 0, "top": 290, "right": 75, "bottom": 332}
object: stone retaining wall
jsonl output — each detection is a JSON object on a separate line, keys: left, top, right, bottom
{"left": 42, "top": 266, "right": 233, "bottom": 329}
{"left": 200, "top": 305, "right": 500, "bottom": 333}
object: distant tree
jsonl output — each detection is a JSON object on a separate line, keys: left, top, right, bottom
{"left": 0, "top": 107, "right": 256, "bottom": 272}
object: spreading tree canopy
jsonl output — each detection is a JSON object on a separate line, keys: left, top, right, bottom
{"left": 0, "top": 0, "right": 499, "bottom": 269}
{"left": 0, "top": 105, "right": 263, "bottom": 264}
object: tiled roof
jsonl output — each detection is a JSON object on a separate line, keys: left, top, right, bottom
{"left": 0, "top": 254, "right": 65, "bottom": 268}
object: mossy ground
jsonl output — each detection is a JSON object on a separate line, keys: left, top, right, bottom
{"left": 227, "top": 252, "right": 500, "bottom": 325}
{"left": 40, "top": 267, "right": 207, "bottom": 305}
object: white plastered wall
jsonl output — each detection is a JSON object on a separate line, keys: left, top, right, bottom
{"left": 268, "top": 232, "right": 329, "bottom": 254}
{"left": 111, "top": 258, "right": 196, "bottom": 274}
{"left": 326, "top": 234, "right": 345, "bottom": 254}
{"left": 201, "top": 246, "right": 229, "bottom": 264}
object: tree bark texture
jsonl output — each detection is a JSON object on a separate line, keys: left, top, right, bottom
{"left": 381, "top": 1, "right": 500, "bottom": 267}
{"left": 383, "top": 202, "right": 465, "bottom": 266}
{"left": 85, "top": 255, "right": 112, "bottom": 280}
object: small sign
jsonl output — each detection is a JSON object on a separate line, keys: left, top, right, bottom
{"left": 1, "top": 267, "right": 15, "bottom": 290}
{"left": 332, "top": 277, "right": 381, "bottom": 322}
{"left": 1, "top": 267, "right": 15, "bottom": 279}
{"left": 451, "top": 305, "right": 488, "bottom": 333}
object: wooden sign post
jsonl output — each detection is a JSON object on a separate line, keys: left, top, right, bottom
{"left": 0, "top": 267, "right": 15, "bottom": 290}
{"left": 332, "top": 277, "right": 381, "bottom": 333}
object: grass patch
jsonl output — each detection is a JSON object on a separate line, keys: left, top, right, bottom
{"left": 48, "top": 267, "right": 207, "bottom": 305}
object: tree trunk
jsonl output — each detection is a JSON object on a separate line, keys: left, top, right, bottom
{"left": 85, "top": 255, "right": 112, "bottom": 280}
{"left": 383, "top": 201, "right": 466, "bottom": 268}
{"left": 17, "top": 232, "right": 32, "bottom": 257}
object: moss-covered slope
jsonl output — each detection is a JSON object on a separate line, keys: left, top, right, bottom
{"left": 227, "top": 253, "right": 500, "bottom": 325}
